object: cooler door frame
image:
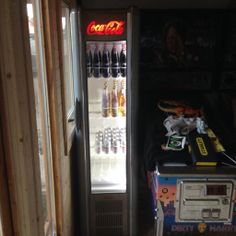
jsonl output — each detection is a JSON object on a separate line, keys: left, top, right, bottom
{"left": 77, "top": 7, "right": 139, "bottom": 236}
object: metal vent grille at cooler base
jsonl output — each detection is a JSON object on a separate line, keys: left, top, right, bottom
{"left": 91, "top": 194, "right": 128, "bottom": 236}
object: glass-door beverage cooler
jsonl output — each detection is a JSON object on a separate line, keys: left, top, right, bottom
{"left": 75, "top": 8, "right": 138, "bottom": 236}
{"left": 87, "top": 40, "right": 127, "bottom": 193}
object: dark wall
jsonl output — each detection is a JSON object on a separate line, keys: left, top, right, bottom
{"left": 81, "top": 0, "right": 232, "bottom": 9}
{"left": 138, "top": 9, "right": 236, "bottom": 161}
{"left": 139, "top": 10, "right": 236, "bottom": 91}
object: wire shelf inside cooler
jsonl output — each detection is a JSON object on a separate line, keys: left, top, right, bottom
{"left": 89, "top": 117, "right": 126, "bottom": 129}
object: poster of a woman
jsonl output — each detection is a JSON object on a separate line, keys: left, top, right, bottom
{"left": 158, "top": 21, "right": 186, "bottom": 66}
{"left": 140, "top": 12, "right": 218, "bottom": 69}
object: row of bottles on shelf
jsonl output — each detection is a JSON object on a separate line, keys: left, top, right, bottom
{"left": 86, "top": 42, "right": 126, "bottom": 78}
{"left": 95, "top": 128, "right": 126, "bottom": 154}
{"left": 102, "top": 80, "right": 126, "bottom": 117}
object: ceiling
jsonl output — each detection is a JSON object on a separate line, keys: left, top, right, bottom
{"left": 81, "top": 0, "right": 236, "bottom": 9}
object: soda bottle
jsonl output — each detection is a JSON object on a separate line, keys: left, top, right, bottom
{"left": 102, "top": 82, "right": 110, "bottom": 117}
{"left": 111, "top": 80, "right": 118, "bottom": 117}
{"left": 118, "top": 80, "right": 126, "bottom": 117}
{"left": 86, "top": 44, "right": 93, "bottom": 78}
{"left": 120, "top": 43, "right": 126, "bottom": 77}
{"left": 93, "top": 43, "right": 101, "bottom": 78}
{"left": 111, "top": 43, "right": 119, "bottom": 78}
{"left": 101, "top": 43, "right": 110, "bottom": 78}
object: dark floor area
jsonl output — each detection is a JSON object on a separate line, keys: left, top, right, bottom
{"left": 138, "top": 167, "right": 155, "bottom": 236}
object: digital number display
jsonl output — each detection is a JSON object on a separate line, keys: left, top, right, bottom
{"left": 206, "top": 185, "right": 227, "bottom": 195}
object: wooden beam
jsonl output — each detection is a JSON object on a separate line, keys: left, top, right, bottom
{"left": 0, "top": 0, "right": 44, "bottom": 235}
{"left": 0, "top": 72, "right": 14, "bottom": 236}
{"left": 41, "top": 0, "right": 64, "bottom": 234}
{"left": 41, "top": 1, "right": 76, "bottom": 235}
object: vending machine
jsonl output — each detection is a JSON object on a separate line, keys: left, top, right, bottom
{"left": 74, "top": 8, "right": 139, "bottom": 236}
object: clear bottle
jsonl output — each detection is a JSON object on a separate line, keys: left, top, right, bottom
{"left": 111, "top": 80, "right": 118, "bottom": 117}
{"left": 120, "top": 43, "right": 126, "bottom": 77}
{"left": 118, "top": 80, "right": 126, "bottom": 117}
{"left": 101, "top": 43, "right": 110, "bottom": 78}
{"left": 93, "top": 43, "right": 101, "bottom": 78}
{"left": 102, "top": 82, "right": 110, "bottom": 117}
{"left": 111, "top": 43, "right": 119, "bottom": 78}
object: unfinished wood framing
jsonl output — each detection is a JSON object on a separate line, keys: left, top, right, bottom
{"left": 58, "top": 0, "right": 76, "bottom": 156}
{"left": 0, "top": 74, "right": 14, "bottom": 236}
{"left": 57, "top": 0, "right": 69, "bottom": 156}
{"left": 0, "top": 0, "right": 44, "bottom": 235}
{"left": 41, "top": 0, "right": 76, "bottom": 235}
{"left": 41, "top": 0, "right": 64, "bottom": 234}
{"left": 0, "top": 0, "right": 76, "bottom": 235}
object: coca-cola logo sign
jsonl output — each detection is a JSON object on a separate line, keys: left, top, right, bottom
{"left": 86, "top": 20, "right": 125, "bottom": 36}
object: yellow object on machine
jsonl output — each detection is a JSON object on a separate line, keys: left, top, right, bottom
{"left": 207, "top": 128, "right": 225, "bottom": 153}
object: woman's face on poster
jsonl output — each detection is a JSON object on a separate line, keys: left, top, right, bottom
{"left": 166, "top": 26, "right": 184, "bottom": 56}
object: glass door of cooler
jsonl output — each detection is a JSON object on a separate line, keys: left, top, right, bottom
{"left": 86, "top": 40, "right": 127, "bottom": 193}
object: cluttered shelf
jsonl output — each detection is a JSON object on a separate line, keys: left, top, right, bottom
{"left": 143, "top": 97, "right": 236, "bottom": 171}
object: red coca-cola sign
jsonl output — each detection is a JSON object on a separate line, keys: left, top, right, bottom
{"left": 86, "top": 20, "right": 125, "bottom": 36}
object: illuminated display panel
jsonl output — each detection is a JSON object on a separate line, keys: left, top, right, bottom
{"left": 206, "top": 185, "right": 227, "bottom": 195}
{"left": 87, "top": 20, "right": 125, "bottom": 36}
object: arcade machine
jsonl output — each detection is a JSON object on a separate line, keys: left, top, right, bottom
{"left": 140, "top": 10, "right": 236, "bottom": 236}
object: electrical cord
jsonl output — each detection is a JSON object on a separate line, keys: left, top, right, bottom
{"left": 222, "top": 152, "right": 236, "bottom": 165}
{"left": 222, "top": 162, "right": 236, "bottom": 168}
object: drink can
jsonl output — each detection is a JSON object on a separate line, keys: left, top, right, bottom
{"left": 112, "top": 139, "right": 120, "bottom": 154}
{"left": 121, "top": 140, "right": 126, "bottom": 153}
{"left": 98, "top": 130, "right": 103, "bottom": 138}
{"left": 95, "top": 137, "right": 102, "bottom": 154}
{"left": 103, "top": 138, "right": 111, "bottom": 154}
